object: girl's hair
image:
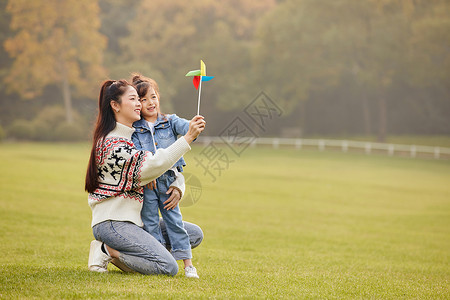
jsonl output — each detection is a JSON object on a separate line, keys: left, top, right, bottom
{"left": 131, "top": 73, "right": 161, "bottom": 102}
{"left": 85, "top": 79, "right": 131, "bottom": 193}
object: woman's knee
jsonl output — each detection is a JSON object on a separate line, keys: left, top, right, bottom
{"left": 132, "top": 256, "right": 178, "bottom": 276}
{"left": 162, "top": 258, "right": 179, "bottom": 276}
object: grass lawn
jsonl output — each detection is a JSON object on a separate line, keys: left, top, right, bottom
{"left": 0, "top": 142, "right": 449, "bottom": 299}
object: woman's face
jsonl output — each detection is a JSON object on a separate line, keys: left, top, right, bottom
{"left": 114, "top": 85, "right": 141, "bottom": 126}
{"left": 139, "top": 87, "right": 160, "bottom": 121}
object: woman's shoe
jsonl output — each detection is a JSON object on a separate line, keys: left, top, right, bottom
{"left": 88, "top": 240, "right": 111, "bottom": 272}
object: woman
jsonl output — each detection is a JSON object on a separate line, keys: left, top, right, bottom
{"left": 86, "top": 79, "right": 205, "bottom": 275}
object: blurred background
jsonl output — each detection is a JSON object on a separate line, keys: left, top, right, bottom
{"left": 0, "top": 0, "right": 449, "bottom": 143}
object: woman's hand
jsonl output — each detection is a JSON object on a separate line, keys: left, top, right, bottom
{"left": 163, "top": 187, "right": 182, "bottom": 210}
{"left": 184, "top": 115, "right": 206, "bottom": 144}
{"left": 145, "top": 179, "right": 157, "bottom": 190}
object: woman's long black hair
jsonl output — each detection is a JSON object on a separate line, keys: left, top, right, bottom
{"left": 85, "top": 79, "right": 130, "bottom": 193}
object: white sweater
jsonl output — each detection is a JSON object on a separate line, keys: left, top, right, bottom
{"left": 88, "top": 122, "right": 190, "bottom": 227}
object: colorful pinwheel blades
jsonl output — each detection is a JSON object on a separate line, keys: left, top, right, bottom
{"left": 202, "top": 76, "right": 214, "bottom": 81}
{"left": 186, "top": 70, "right": 202, "bottom": 77}
{"left": 185, "top": 60, "right": 214, "bottom": 90}
{"left": 185, "top": 60, "right": 214, "bottom": 115}
{"left": 193, "top": 76, "right": 201, "bottom": 89}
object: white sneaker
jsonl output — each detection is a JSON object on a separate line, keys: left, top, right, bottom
{"left": 88, "top": 240, "right": 111, "bottom": 273}
{"left": 184, "top": 265, "right": 199, "bottom": 278}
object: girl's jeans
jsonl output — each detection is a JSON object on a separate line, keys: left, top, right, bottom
{"left": 141, "top": 170, "right": 192, "bottom": 260}
{"left": 92, "top": 219, "right": 203, "bottom": 275}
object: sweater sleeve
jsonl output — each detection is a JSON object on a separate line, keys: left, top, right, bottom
{"left": 92, "top": 136, "right": 190, "bottom": 201}
{"left": 137, "top": 137, "right": 190, "bottom": 186}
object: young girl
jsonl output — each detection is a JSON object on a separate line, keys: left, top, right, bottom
{"left": 131, "top": 74, "right": 199, "bottom": 278}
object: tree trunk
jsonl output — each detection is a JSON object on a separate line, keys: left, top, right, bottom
{"left": 299, "top": 100, "right": 306, "bottom": 136}
{"left": 361, "top": 89, "right": 372, "bottom": 135}
{"left": 62, "top": 75, "right": 73, "bottom": 124}
{"left": 377, "top": 95, "right": 387, "bottom": 142}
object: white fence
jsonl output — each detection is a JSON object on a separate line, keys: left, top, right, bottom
{"left": 197, "top": 136, "right": 450, "bottom": 159}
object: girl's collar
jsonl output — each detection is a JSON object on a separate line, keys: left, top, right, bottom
{"left": 133, "top": 114, "right": 169, "bottom": 129}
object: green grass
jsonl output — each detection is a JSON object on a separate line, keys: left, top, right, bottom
{"left": 0, "top": 142, "right": 449, "bottom": 299}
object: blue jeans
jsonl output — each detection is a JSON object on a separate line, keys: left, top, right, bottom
{"left": 92, "top": 219, "right": 203, "bottom": 275}
{"left": 141, "top": 170, "right": 192, "bottom": 260}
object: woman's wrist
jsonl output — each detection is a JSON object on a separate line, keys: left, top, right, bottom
{"left": 184, "top": 134, "right": 194, "bottom": 144}
{"left": 170, "top": 186, "right": 183, "bottom": 198}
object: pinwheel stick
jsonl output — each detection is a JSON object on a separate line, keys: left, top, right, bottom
{"left": 197, "top": 77, "right": 202, "bottom": 115}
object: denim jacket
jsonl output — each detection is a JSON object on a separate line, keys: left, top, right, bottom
{"left": 132, "top": 114, "right": 189, "bottom": 172}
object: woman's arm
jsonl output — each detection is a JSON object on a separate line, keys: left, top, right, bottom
{"left": 138, "top": 115, "right": 205, "bottom": 185}
{"left": 137, "top": 137, "right": 190, "bottom": 186}
{"left": 169, "top": 171, "right": 185, "bottom": 198}
{"left": 95, "top": 116, "right": 204, "bottom": 194}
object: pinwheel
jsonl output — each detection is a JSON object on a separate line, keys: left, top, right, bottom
{"left": 186, "top": 60, "right": 214, "bottom": 115}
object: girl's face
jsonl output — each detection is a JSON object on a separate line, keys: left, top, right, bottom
{"left": 113, "top": 85, "right": 141, "bottom": 127}
{"left": 139, "top": 87, "right": 160, "bottom": 121}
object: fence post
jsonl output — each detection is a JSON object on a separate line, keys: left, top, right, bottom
{"left": 342, "top": 140, "right": 348, "bottom": 153}
{"left": 273, "top": 138, "right": 279, "bottom": 149}
{"left": 388, "top": 144, "right": 394, "bottom": 156}
{"left": 410, "top": 145, "right": 416, "bottom": 158}
{"left": 365, "top": 143, "right": 371, "bottom": 154}
{"left": 295, "top": 139, "right": 302, "bottom": 150}
{"left": 319, "top": 140, "right": 325, "bottom": 151}
{"left": 434, "top": 147, "right": 440, "bottom": 159}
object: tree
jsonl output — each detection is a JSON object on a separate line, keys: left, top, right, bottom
{"left": 4, "top": 0, "right": 107, "bottom": 124}
{"left": 253, "top": 0, "right": 351, "bottom": 134}
{"left": 253, "top": 0, "right": 450, "bottom": 139}
{"left": 405, "top": 0, "right": 450, "bottom": 88}
{"left": 0, "top": 0, "right": 11, "bottom": 90}
{"left": 120, "top": 0, "right": 276, "bottom": 121}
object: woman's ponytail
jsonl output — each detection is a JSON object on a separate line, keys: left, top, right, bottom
{"left": 85, "top": 79, "right": 130, "bottom": 193}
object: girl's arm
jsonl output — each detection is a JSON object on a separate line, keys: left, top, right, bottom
{"left": 131, "top": 132, "right": 142, "bottom": 149}
{"left": 170, "top": 114, "right": 190, "bottom": 136}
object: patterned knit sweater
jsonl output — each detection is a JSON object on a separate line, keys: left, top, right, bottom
{"left": 88, "top": 122, "right": 191, "bottom": 227}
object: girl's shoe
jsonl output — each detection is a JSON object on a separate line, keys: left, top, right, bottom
{"left": 184, "top": 265, "right": 199, "bottom": 278}
{"left": 88, "top": 240, "right": 111, "bottom": 272}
